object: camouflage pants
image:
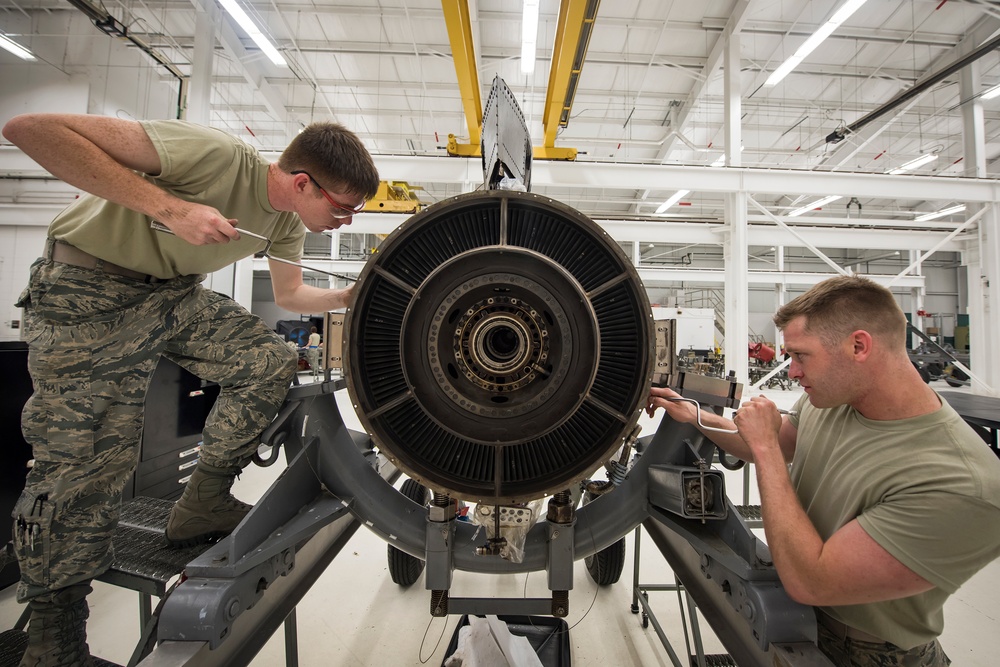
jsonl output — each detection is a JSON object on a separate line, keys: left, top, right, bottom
{"left": 818, "top": 622, "right": 951, "bottom": 666}
{"left": 12, "top": 258, "right": 297, "bottom": 602}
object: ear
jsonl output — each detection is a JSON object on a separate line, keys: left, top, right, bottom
{"left": 292, "top": 172, "right": 311, "bottom": 194}
{"left": 850, "top": 330, "right": 873, "bottom": 361}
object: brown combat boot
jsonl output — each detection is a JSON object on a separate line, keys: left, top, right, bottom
{"left": 164, "top": 461, "right": 251, "bottom": 547}
{"left": 19, "top": 583, "right": 95, "bottom": 667}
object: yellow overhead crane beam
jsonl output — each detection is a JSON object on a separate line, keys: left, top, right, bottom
{"left": 362, "top": 181, "right": 424, "bottom": 214}
{"left": 442, "top": 0, "right": 482, "bottom": 157}
{"left": 441, "top": 0, "right": 598, "bottom": 162}
{"left": 540, "top": 0, "right": 600, "bottom": 161}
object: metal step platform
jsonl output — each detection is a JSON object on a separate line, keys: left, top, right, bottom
{"left": 692, "top": 655, "right": 738, "bottom": 666}
{"left": 97, "top": 496, "right": 207, "bottom": 597}
{"left": 2, "top": 496, "right": 209, "bottom": 667}
{"left": 735, "top": 504, "right": 762, "bottom": 522}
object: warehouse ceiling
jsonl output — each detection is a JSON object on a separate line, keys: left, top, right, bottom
{"left": 2, "top": 0, "right": 1000, "bottom": 223}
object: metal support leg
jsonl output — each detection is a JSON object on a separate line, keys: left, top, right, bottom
{"left": 630, "top": 526, "right": 641, "bottom": 615}
{"left": 140, "top": 595, "right": 152, "bottom": 635}
{"left": 632, "top": 526, "right": 714, "bottom": 667}
{"left": 681, "top": 585, "right": 708, "bottom": 667}
{"left": 284, "top": 608, "right": 298, "bottom": 667}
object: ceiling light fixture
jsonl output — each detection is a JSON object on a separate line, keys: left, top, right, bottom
{"left": 0, "top": 33, "right": 36, "bottom": 61}
{"left": 655, "top": 190, "right": 690, "bottom": 214}
{"left": 765, "top": 0, "right": 868, "bottom": 87}
{"left": 521, "top": 0, "right": 540, "bottom": 75}
{"left": 787, "top": 195, "right": 842, "bottom": 217}
{"left": 982, "top": 83, "right": 1000, "bottom": 100}
{"left": 888, "top": 153, "right": 938, "bottom": 174}
{"left": 914, "top": 204, "right": 966, "bottom": 222}
{"left": 217, "top": 0, "right": 287, "bottom": 67}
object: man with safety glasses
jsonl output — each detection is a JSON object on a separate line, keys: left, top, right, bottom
{"left": 3, "top": 113, "right": 379, "bottom": 666}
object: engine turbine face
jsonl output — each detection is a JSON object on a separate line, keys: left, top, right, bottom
{"left": 345, "top": 190, "right": 654, "bottom": 504}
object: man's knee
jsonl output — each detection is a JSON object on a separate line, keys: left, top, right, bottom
{"left": 247, "top": 336, "right": 297, "bottom": 386}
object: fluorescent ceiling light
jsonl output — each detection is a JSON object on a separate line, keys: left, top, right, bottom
{"left": 218, "top": 0, "right": 287, "bottom": 67}
{"left": 787, "top": 195, "right": 842, "bottom": 217}
{"left": 655, "top": 190, "right": 690, "bottom": 214}
{"left": 521, "top": 0, "right": 540, "bottom": 75}
{"left": 914, "top": 205, "right": 965, "bottom": 222}
{"left": 710, "top": 155, "right": 726, "bottom": 167}
{"left": 982, "top": 83, "right": 1000, "bottom": 100}
{"left": 888, "top": 153, "right": 937, "bottom": 174}
{"left": 0, "top": 33, "right": 36, "bottom": 61}
{"left": 765, "top": 0, "right": 868, "bottom": 87}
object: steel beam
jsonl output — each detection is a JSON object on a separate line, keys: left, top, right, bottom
{"left": 6, "top": 149, "right": 999, "bottom": 203}
{"left": 441, "top": 0, "right": 482, "bottom": 146}
{"left": 541, "top": 0, "right": 598, "bottom": 152}
{"left": 641, "top": 517, "right": 833, "bottom": 667}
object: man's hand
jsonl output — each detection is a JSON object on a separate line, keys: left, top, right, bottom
{"left": 156, "top": 204, "right": 241, "bottom": 245}
{"left": 646, "top": 386, "right": 698, "bottom": 423}
{"left": 327, "top": 285, "right": 354, "bottom": 310}
{"left": 732, "top": 395, "right": 783, "bottom": 453}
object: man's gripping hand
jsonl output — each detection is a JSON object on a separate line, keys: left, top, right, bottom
{"left": 156, "top": 203, "right": 241, "bottom": 245}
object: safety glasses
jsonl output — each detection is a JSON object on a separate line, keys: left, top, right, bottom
{"left": 291, "top": 170, "right": 366, "bottom": 219}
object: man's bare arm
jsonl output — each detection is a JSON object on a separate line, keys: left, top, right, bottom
{"left": 2, "top": 114, "right": 238, "bottom": 245}
{"left": 736, "top": 399, "right": 933, "bottom": 606}
{"left": 268, "top": 259, "right": 353, "bottom": 313}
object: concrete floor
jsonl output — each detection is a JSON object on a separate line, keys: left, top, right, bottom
{"left": 1, "top": 377, "right": 997, "bottom": 666}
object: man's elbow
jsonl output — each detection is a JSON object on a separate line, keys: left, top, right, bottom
{"left": 779, "top": 575, "right": 827, "bottom": 607}
{"left": 2, "top": 114, "right": 32, "bottom": 144}
{"left": 274, "top": 296, "right": 296, "bottom": 312}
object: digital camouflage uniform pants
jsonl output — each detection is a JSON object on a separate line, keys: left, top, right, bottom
{"left": 12, "top": 258, "right": 297, "bottom": 602}
{"left": 818, "top": 622, "right": 951, "bottom": 666}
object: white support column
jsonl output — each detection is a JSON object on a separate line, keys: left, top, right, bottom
{"left": 187, "top": 2, "right": 218, "bottom": 124}
{"left": 774, "top": 246, "right": 786, "bottom": 354}
{"left": 973, "top": 203, "right": 1000, "bottom": 394}
{"left": 909, "top": 249, "right": 925, "bottom": 351}
{"left": 959, "top": 61, "right": 999, "bottom": 394}
{"left": 724, "top": 32, "right": 741, "bottom": 170}
{"left": 722, "top": 31, "right": 749, "bottom": 385}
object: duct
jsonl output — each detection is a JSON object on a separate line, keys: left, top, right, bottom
{"left": 826, "top": 31, "right": 1000, "bottom": 144}
{"left": 441, "top": 0, "right": 482, "bottom": 147}
{"left": 540, "top": 0, "right": 600, "bottom": 158}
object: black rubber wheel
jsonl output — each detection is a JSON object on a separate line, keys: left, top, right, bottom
{"left": 585, "top": 536, "right": 626, "bottom": 585}
{"left": 945, "top": 365, "right": 968, "bottom": 388}
{"left": 582, "top": 487, "right": 626, "bottom": 585}
{"left": 387, "top": 478, "right": 429, "bottom": 586}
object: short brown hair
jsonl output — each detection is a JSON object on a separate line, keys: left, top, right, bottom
{"left": 278, "top": 122, "right": 380, "bottom": 200}
{"left": 774, "top": 275, "right": 906, "bottom": 348}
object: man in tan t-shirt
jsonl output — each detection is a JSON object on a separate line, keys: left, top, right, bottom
{"left": 3, "top": 113, "right": 380, "bottom": 666}
{"left": 648, "top": 275, "right": 1000, "bottom": 666}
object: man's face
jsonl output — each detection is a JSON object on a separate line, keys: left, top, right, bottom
{"left": 783, "top": 316, "right": 857, "bottom": 409}
{"left": 295, "top": 172, "right": 365, "bottom": 233}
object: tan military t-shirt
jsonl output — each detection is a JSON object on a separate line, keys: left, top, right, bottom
{"left": 48, "top": 119, "right": 304, "bottom": 279}
{"left": 788, "top": 393, "right": 1000, "bottom": 649}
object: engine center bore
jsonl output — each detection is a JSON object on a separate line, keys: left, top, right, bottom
{"left": 345, "top": 190, "right": 654, "bottom": 504}
{"left": 464, "top": 303, "right": 539, "bottom": 387}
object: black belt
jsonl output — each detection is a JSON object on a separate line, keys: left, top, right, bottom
{"left": 45, "top": 238, "right": 163, "bottom": 283}
{"left": 817, "top": 611, "right": 885, "bottom": 643}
